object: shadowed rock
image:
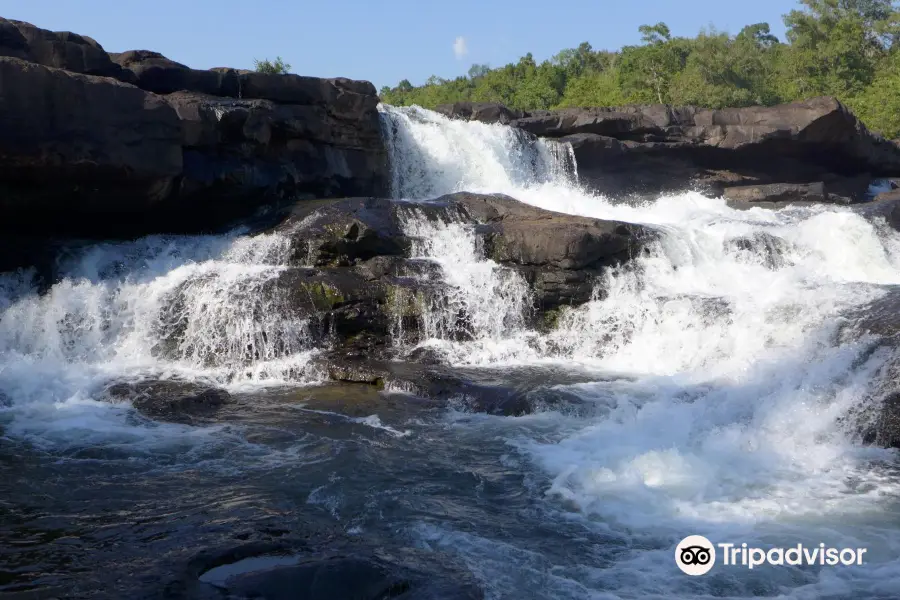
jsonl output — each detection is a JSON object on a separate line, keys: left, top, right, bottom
{"left": 0, "top": 18, "right": 389, "bottom": 243}
{"left": 104, "top": 380, "right": 233, "bottom": 423}
{"left": 0, "top": 18, "right": 134, "bottom": 81}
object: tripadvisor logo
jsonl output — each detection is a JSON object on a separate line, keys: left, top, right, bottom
{"left": 676, "top": 535, "right": 716, "bottom": 576}
{"left": 675, "top": 535, "right": 868, "bottom": 576}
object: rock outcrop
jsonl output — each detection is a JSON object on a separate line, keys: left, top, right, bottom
{"left": 0, "top": 17, "right": 135, "bottom": 81}
{"left": 146, "top": 193, "right": 654, "bottom": 369}
{"left": 438, "top": 98, "right": 900, "bottom": 203}
{"left": 0, "top": 17, "right": 388, "bottom": 238}
{"left": 0, "top": 57, "right": 183, "bottom": 234}
{"left": 269, "top": 191, "right": 654, "bottom": 312}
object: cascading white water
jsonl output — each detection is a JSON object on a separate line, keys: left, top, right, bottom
{"left": 1, "top": 101, "right": 899, "bottom": 598}
{"left": 379, "top": 104, "right": 900, "bottom": 598}
{"left": 395, "top": 214, "right": 532, "bottom": 359}
{"left": 0, "top": 229, "right": 326, "bottom": 445}
{"left": 381, "top": 104, "right": 576, "bottom": 200}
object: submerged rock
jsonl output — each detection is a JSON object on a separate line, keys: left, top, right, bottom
{"left": 173, "top": 538, "right": 484, "bottom": 600}
{"left": 104, "top": 380, "right": 233, "bottom": 423}
{"left": 310, "top": 357, "right": 597, "bottom": 417}
{"left": 723, "top": 232, "right": 793, "bottom": 269}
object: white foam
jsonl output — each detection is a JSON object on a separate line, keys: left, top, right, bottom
{"left": 0, "top": 230, "right": 322, "bottom": 446}
{"left": 380, "top": 104, "right": 900, "bottom": 598}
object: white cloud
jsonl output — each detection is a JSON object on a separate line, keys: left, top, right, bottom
{"left": 453, "top": 36, "right": 468, "bottom": 60}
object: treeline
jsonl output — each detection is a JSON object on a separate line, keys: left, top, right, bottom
{"left": 379, "top": 0, "right": 900, "bottom": 138}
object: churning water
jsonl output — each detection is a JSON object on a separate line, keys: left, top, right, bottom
{"left": 1, "top": 104, "right": 899, "bottom": 599}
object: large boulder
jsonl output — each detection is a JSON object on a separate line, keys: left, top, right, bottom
{"left": 450, "top": 193, "right": 653, "bottom": 307}
{"left": 0, "top": 57, "right": 183, "bottom": 235}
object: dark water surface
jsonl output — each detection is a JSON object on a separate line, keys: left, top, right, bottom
{"left": 0, "top": 381, "right": 605, "bottom": 599}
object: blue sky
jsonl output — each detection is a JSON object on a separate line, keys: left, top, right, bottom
{"left": 1, "top": 0, "right": 797, "bottom": 89}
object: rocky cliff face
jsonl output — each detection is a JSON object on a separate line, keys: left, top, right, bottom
{"left": 0, "top": 17, "right": 389, "bottom": 237}
{"left": 436, "top": 98, "right": 900, "bottom": 205}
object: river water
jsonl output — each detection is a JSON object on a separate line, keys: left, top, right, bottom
{"left": 1, "top": 105, "right": 899, "bottom": 599}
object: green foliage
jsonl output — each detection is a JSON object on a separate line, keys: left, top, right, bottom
{"left": 254, "top": 56, "right": 292, "bottom": 75}
{"left": 847, "top": 51, "right": 900, "bottom": 137}
{"left": 378, "top": 1, "right": 900, "bottom": 137}
{"left": 557, "top": 70, "right": 626, "bottom": 107}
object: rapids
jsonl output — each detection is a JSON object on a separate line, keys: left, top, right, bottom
{"left": 1, "top": 104, "right": 899, "bottom": 599}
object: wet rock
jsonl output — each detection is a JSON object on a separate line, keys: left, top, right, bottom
{"left": 479, "top": 207, "right": 647, "bottom": 270}
{"left": 104, "top": 380, "right": 232, "bottom": 422}
{"left": 723, "top": 232, "right": 792, "bottom": 269}
{"left": 273, "top": 198, "right": 425, "bottom": 267}
{"left": 853, "top": 191, "right": 900, "bottom": 232}
{"left": 449, "top": 192, "right": 653, "bottom": 309}
{"left": 873, "top": 393, "right": 900, "bottom": 449}
{"left": 315, "top": 358, "right": 595, "bottom": 417}
{"left": 725, "top": 182, "right": 831, "bottom": 207}
{"left": 435, "top": 101, "right": 525, "bottom": 125}
{"left": 260, "top": 193, "right": 657, "bottom": 326}
{"left": 173, "top": 538, "right": 483, "bottom": 600}
{"left": 405, "top": 345, "right": 445, "bottom": 365}
{"left": 324, "top": 359, "right": 392, "bottom": 386}
{"left": 842, "top": 290, "right": 900, "bottom": 449}
{"left": 847, "top": 289, "right": 900, "bottom": 340}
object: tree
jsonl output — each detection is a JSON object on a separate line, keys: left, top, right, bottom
{"left": 780, "top": 0, "right": 893, "bottom": 97}
{"left": 639, "top": 22, "right": 672, "bottom": 44}
{"left": 558, "top": 69, "right": 626, "bottom": 107}
{"left": 737, "top": 22, "right": 780, "bottom": 48}
{"left": 619, "top": 23, "right": 687, "bottom": 103}
{"left": 468, "top": 64, "right": 491, "bottom": 79}
{"left": 254, "top": 56, "right": 292, "bottom": 75}
{"left": 375, "top": 0, "right": 900, "bottom": 139}
{"left": 847, "top": 43, "right": 900, "bottom": 137}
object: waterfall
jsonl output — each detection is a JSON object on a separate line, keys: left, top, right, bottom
{"left": 380, "top": 104, "right": 577, "bottom": 199}
{"left": 375, "top": 104, "right": 900, "bottom": 595}
{"left": 2, "top": 103, "right": 900, "bottom": 599}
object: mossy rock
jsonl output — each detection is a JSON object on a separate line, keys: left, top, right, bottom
{"left": 297, "top": 280, "right": 346, "bottom": 310}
